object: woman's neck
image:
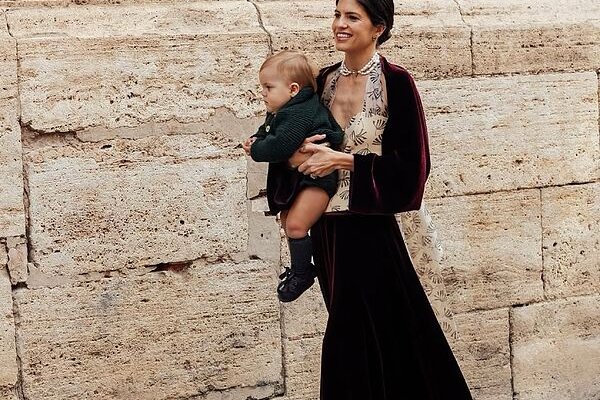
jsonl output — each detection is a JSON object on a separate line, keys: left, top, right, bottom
{"left": 343, "top": 48, "right": 377, "bottom": 72}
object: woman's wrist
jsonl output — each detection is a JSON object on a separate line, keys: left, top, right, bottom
{"left": 335, "top": 151, "right": 354, "bottom": 172}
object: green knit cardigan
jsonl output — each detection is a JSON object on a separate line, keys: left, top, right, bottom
{"left": 250, "top": 87, "right": 344, "bottom": 162}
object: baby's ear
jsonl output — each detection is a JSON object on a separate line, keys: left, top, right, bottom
{"left": 290, "top": 82, "right": 300, "bottom": 97}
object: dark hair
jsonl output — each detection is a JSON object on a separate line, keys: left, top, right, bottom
{"left": 336, "top": 0, "right": 394, "bottom": 46}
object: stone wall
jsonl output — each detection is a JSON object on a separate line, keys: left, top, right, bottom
{"left": 0, "top": 1, "right": 598, "bottom": 399}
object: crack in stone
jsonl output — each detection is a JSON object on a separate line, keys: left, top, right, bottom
{"left": 248, "top": 190, "right": 267, "bottom": 201}
{"left": 248, "top": 0, "right": 274, "bottom": 56}
{"left": 539, "top": 188, "right": 547, "bottom": 301}
{"left": 4, "top": 10, "right": 23, "bottom": 118}
{"left": 508, "top": 307, "right": 516, "bottom": 400}
{"left": 9, "top": 270, "right": 26, "bottom": 400}
{"left": 146, "top": 260, "right": 193, "bottom": 273}
{"left": 187, "top": 381, "right": 282, "bottom": 399}
{"left": 451, "top": 0, "right": 475, "bottom": 76}
{"left": 5, "top": 12, "right": 29, "bottom": 398}
{"left": 21, "top": 121, "right": 85, "bottom": 140}
{"left": 2, "top": 241, "right": 13, "bottom": 284}
{"left": 428, "top": 178, "right": 600, "bottom": 201}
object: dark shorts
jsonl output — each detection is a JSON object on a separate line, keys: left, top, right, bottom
{"left": 266, "top": 164, "right": 338, "bottom": 215}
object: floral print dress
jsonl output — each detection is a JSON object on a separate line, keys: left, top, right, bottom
{"left": 321, "top": 54, "right": 458, "bottom": 339}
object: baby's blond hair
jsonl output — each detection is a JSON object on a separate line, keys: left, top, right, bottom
{"left": 260, "top": 51, "right": 317, "bottom": 91}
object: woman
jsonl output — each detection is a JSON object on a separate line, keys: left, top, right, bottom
{"left": 288, "top": 0, "right": 474, "bottom": 397}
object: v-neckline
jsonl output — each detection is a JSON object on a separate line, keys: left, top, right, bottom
{"left": 327, "top": 71, "right": 368, "bottom": 130}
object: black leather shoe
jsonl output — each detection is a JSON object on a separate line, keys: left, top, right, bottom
{"left": 277, "top": 267, "right": 316, "bottom": 302}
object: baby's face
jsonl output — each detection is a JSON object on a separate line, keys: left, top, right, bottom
{"left": 259, "top": 65, "right": 294, "bottom": 113}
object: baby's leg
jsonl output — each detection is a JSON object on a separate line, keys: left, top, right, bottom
{"left": 285, "top": 186, "right": 330, "bottom": 239}
{"left": 277, "top": 187, "right": 329, "bottom": 302}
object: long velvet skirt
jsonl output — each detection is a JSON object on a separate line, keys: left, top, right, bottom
{"left": 311, "top": 213, "right": 473, "bottom": 400}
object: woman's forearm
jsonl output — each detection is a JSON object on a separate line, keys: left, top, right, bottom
{"left": 335, "top": 151, "right": 354, "bottom": 172}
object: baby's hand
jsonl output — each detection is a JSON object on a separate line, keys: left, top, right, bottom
{"left": 241, "top": 137, "right": 256, "bottom": 155}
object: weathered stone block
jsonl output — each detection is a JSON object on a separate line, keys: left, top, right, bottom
{"left": 7, "top": 3, "right": 269, "bottom": 132}
{"left": 0, "top": 387, "right": 19, "bottom": 400}
{"left": 512, "top": 295, "right": 600, "bottom": 400}
{"left": 457, "top": 0, "right": 600, "bottom": 74}
{"left": 281, "top": 285, "right": 327, "bottom": 340}
{"left": 0, "top": 266, "right": 18, "bottom": 388}
{"left": 7, "top": 241, "right": 27, "bottom": 285}
{"left": 0, "top": 33, "right": 26, "bottom": 239}
{"left": 247, "top": 159, "right": 268, "bottom": 200}
{"left": 278, "top": 226, "right": 328, "bottom": 339}
{"left": 421, "top": 72, "right": 599, "bottom": 197}
{"left": 428, "top": 190, "right": 543, "bottom": 313}
{"left": 0, "top": 243, "right": 7, "bottom": 265}
{"left": 283, "top": 336, "right": 322, "bottom": 400}
{"left": 388, "top": 0, "right": 472, "bottom": 78}
{"left": 0, "top": 0, "right": 224, "bottom": 5}
{"left": 75, "top": 108, "right": 262, "bottom": 148}
{"left": 15, "top": 259, "right": 282, "bottom": 399}
{"left": 542, "top": 182, "right": 599, "bottom": 299}
{"left": 26, "top": 134, "right": 248, "bottom": 278}
{"left": 0, "top": 147, "right": 24, "bottom": 238}
{"left": 248, "top": 205, "right": 281, "bottom": 264}
{"left": 0, "top": 28, "right": 15, "bottom": 102}
{"left": 450, "top": 309, "right": 512, "bottom": 400}
{"left": 258, "top": 0, "right": 471, "bottom": 78}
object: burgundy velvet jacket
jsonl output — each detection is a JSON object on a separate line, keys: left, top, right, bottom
{"left": 316, "top": 56, "right": 430, "bottom": 214}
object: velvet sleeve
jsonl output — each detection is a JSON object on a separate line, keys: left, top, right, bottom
{"left": 348, "top": 67, "right": 430, "bottom": 214}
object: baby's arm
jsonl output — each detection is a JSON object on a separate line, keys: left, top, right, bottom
{"left": 250, "top": 110, "right": 313, "bottom": 163}
{"left": 241, "top": 137, "right": 256, "bottom": 155}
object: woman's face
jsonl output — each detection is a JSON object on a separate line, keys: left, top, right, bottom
{"left": 332, "top": 0, "right": 381, "bottom": 54}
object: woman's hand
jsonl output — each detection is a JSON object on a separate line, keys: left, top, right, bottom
{"left": 298, "top": 143, "right": 340, "bottom": 178}
{"left": 298, "top": 143, "right": 355, "bottom": 178}
{"left": 241, "top": 137, "right": 256, "bottom": 155}
{"left": 288, "top": 134, "right": 327, "bottom": 169}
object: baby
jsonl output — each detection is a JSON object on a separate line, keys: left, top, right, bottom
{"left": 242, "top": 51, "right": 343, "bottom": 302}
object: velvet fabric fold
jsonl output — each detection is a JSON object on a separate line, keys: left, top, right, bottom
{"left": 312, "top": 214, "right": 472, "bottom": 399}
{"left": 310, "top": 56, "right": 472, "bottom": 399}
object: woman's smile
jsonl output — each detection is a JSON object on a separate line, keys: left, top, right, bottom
{"left": 335, "top": 32, "right": 352, "bottom": 41}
